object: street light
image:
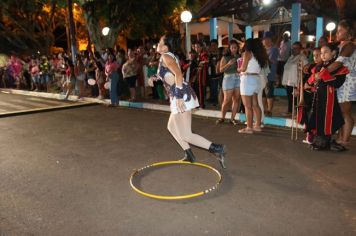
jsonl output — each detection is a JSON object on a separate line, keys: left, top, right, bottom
{"left": 180, "top": 10, "right": 192, "bottom": 58}
{"left": 326, "top": 22, "right": 336, "bottom": 42}
{"left": 180, "top": 10, "right": 192, "bottom": 23}
{"left": 102, "top": 27, "right": 110, "bottom": 36}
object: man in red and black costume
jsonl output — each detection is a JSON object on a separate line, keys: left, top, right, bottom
{"left": 306, "top": 43, "right": 349, "bottom": 151}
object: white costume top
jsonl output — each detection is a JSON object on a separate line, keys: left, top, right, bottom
{"left": 157, "top": 52, "right": 199, "bottom": 114}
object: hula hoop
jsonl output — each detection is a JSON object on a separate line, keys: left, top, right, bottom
{"left": 129, "top": 161, "right": 222, "bottom": 200}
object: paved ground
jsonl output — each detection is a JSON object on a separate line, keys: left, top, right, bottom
{"left": 1, "top": 103, "right": 356, "bottom": 236}
{"left": 0, "top": 92, "right": 94, "bottom": 117}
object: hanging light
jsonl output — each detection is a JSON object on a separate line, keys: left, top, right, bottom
{"left": 263, "top": 0, "right": 273, "bottom": 5}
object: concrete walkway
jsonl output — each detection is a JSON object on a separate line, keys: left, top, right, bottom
{"left": 1, "top": 88, "right": 355, "bottom": 135}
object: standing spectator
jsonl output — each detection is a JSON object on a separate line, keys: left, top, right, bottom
{"left": 22, "top": 57, "right": 32, "bottom": 90}
{"left": 194, "top": 41, "right": 209, "bottom": 108}
{"left": 94, "top": 51, "right": 106, "bottom": 99}
{"left": 262, "top": 31, "right": 279, "bottom": 116}
{"left": 50, "top": 54, "right": 60, "bottom": 84}
{"left": 282, "top": 42, "right": 308, "bottom": 116}
{"left": 75, "top": 54, "right": 85, "bottom": 99}
{"left": 276, "top": 33, "right": 291, "bottom": 87}
{"left": 63, "top": 58, "right": 76, "bottom": 100}
{"left": 334, "top": 19, "right": 356, "bottom": 147}
{"left": 136, "top": 46, "right": 147, "bottom": 98}
{"left": 57, "top": 54, "right": 67, "bottom": 92}
{"left": 39, "top": 56, "right": 51, "bottom": 91}
{"left": 105, "top": 53, "right": 120, "bottom": 106}
{"left": 9, "top": 55, "right": 23, "bottom": 89}
{"left": 29, "top": 56, "right": 40, "bottom": 91}
{"left": 183, "top": 50, "right": 198, "bottom": 86}
{"left": 238, "top": 38, "right": 269, "bottom": 134}
{"left": 116, "top": 48, "right": 129, "bottom": 98}
{"left": 116, "top": 49, "right": 126, "bottom": 66}
{"left": 216, "top": 40, "right": 241, "bottom": 125}
{"left": 122, "top": 49, "right": 138, "bottom": 101}
{"left": 196, "top": 32, "right": 207, "bottom": 48}
{"left": 146, "top": 49, "right": 162, "bottom": 100}
{"left": 207, "top": 39, "right": 220, "bottom": 106}
{"left": 84, "top": 53, "right": 97, "bottom": 97}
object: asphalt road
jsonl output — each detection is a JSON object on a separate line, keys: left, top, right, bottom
{"left": 0, "top": 104, "right": 355, "bottom": 236}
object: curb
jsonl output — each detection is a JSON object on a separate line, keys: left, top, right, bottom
{"left": 0, "top": 102, "right": 97, "bottom": 118}
{"left": 1, "top": 88, "right": 355, "bottom": 136}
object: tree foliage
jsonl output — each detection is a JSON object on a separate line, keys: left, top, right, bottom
{"left": 79, "top": 0, "right": 200, "bottom": 50}
{"left": 0, "top": 0, "right": 208, "bottom": 54}
{"left": 0, "top": 0, "right": 67, "bottom": 54}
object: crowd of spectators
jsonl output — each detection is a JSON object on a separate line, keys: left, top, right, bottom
{"left": 0, "top": 20, "right": 354, "bottom": 150}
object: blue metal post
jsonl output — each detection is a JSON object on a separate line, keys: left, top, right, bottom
{"left": 291, "top": 3, "right": 301, "bottom": 44}
{"left": 245, "top": 26, "right": 252, "bottom": 39}
{"left": 228, "top": 22, "right": 233, "bottom": 41}
{"left": 315, "top": 17, "right": 324, "bottom": 47}
{"left": 209, "top": 18, "right": 217, "bottom": 40}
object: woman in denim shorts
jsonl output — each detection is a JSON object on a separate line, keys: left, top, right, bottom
{"left": 216, "top": 40, "right": 241, "bottom": 125}
{"left": 238, "top": 38, "right": 269, "bottom": 134}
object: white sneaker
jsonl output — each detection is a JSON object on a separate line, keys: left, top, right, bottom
{"left": 302, "top": 139, "right": 312, "bottom": 145}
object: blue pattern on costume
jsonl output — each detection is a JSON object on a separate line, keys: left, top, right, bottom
{"left": 170, "top": 83, "right": 193, "bottom": 102}
{"left": 157, "top": 52, "right": 197, "bottom": 101}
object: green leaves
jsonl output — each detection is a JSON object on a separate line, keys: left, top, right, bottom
{"left": 0, "top": 0, "right": 207, "bottom": 53}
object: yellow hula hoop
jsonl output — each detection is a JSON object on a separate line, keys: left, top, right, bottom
{"left": 129, "top": 161, "right": 223, "bottom": 200}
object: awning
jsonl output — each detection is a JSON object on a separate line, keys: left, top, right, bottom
{"left": 196, "top": 0, "right": 340, "bottom": 24}
{"left": 180, "top": 18, "right": 243, "bottom": 35}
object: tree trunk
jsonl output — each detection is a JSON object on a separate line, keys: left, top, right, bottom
{"left": 83, "top": 12, "right": 120, "bottom": 51}
{"left": 80, "top": 2, "right": 120, "bottom": 51}
{"left": 67, "top": 0, "right": 77, "bottom": 62}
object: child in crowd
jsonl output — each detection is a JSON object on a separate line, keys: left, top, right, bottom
{"left": 305, "top": 43, "right": 349, "bottom": 151}
{"left": 300, "top": 47, "right": 322, "bottom": 144}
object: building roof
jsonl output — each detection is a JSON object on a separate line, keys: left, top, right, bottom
{"left": 196, "top": 0, "right": 342, "bottom": 25}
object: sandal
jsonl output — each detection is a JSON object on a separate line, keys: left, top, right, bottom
{"left": 216, "top": 118, "right": 225, "bottom": 125}
{"left": 238, "top": 127, "right": 254, "bottom": 134}
{"left": 253, "top": 126, "right": 262, "bottom": 132}
{"left": 330, "top": 140, "right": 347, "bottom": 152}
{"left": 229, "top": 119, "right": 238, "bottom": 126}
{"left": 336, "top": 140, "right": 349, "bottom": 146}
